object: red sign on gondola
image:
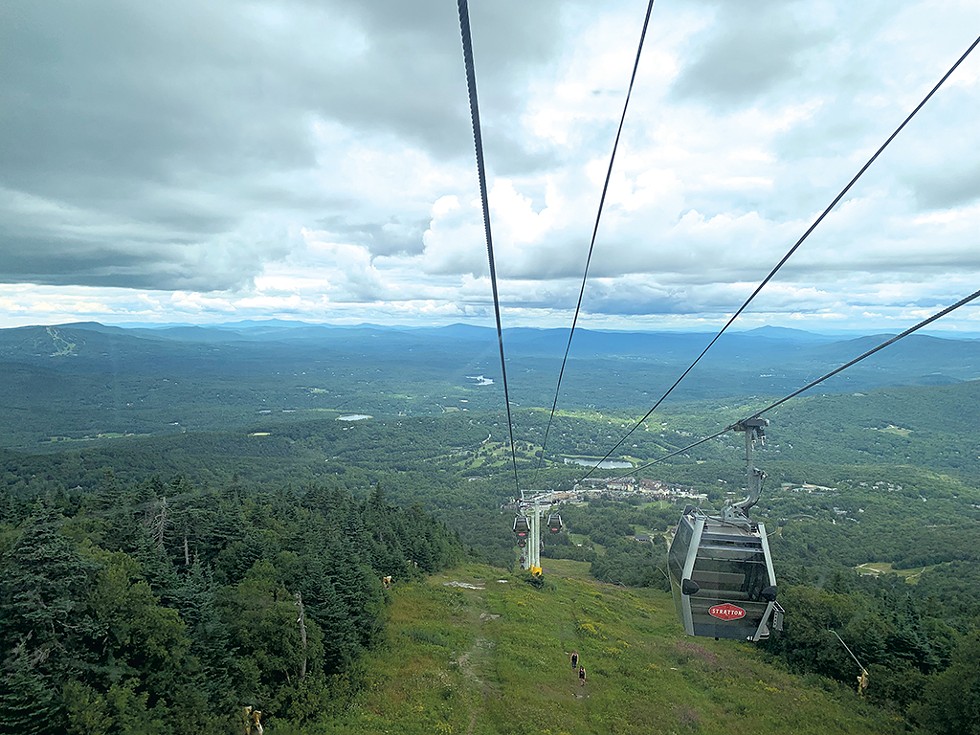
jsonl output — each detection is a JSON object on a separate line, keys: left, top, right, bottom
{"left": 708, "top": 603, "right": 746, "bottom": 621}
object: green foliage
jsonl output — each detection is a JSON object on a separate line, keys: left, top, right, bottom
{"left": 911, "top": 630, "right": 980, "bottom": 735}
{"left": 103, "top": 680, "right": 167, "bottom": 735}
{"left": 63, "top": 680, "right": 111, "bottom": 735}
{"left": 0, "top": 648, "right": 64, "bottom": 735}
{"left": 0, "top": 473, "right": 462, "bottom": 730}
{"left": 590, "top": 537, "right": 669, "bottom": 589}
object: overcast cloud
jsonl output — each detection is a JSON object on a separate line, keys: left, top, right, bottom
{"left": 0, "top": 0, "right": 978, "bottom": 332}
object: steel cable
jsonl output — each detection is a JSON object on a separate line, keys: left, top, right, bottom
{"left": 457, "top": 0, "right": 522, "bottom": 499}
{"left": 581, "top": 33, "right": 980, "bottom": 482}
{"left": 536, "top": 0, "right": 658, "bottom": 478}
{"left": 617, "top": 287, "right": 980, "bottom": 479}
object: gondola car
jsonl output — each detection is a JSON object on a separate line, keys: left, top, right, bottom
{"left": 667, "top": 506, "right": 781, "bottom": 640}
{"left": 667, "top": 418, "right": 783, "bottom": 641}
{"left": 513, "top": 515, "right": 530, "bottom": 547}
{"left": 547, "top": 513, "right": 563, "bottom": 533}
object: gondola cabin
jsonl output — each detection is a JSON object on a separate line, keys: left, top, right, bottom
{"left": 667, "top": 417, "right": 783, "bottom": 641}
{"left": 547, "top": 513, "right": 563, "bottom": 533}
{"left": 513, "top": 515, "right": 530, "bottom": 547}
{"left": 667, "top": 507, "right": 782, "bottom": 641}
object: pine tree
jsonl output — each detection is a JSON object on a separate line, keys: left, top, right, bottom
{"left": 0, "top": 504, "right": 96, "bottom": 733}
{"left": 912, "top": 629, "right": 980, "bottom": 735}
{"left": 0, "top": 504, "right": 97, "bottom": 669}
{"left": 0, "top": 648, "right": 64, "bottom": 735}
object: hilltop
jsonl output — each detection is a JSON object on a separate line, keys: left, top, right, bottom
{"left": 318, "top": 561, "right": 905, "bottom": 735}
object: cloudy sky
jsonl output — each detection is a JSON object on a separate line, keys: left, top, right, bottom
{"left": 1, "top": 0, "right": 978, "bottom": 332}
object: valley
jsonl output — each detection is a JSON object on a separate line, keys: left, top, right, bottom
{"left": 1, "top": 321, "right": 979, "bottom": 733}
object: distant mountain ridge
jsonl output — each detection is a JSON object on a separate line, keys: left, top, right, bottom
{"left": 3, "top": 319, "right": 979, "bottom": 367}
{"left": 1, "top": 320, "right": 978, "bottom": 450}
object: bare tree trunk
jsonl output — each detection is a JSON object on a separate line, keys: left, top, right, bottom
{"left": 294, "top": 591, "right": 307, "bottom": 680}
{"left": 183, "top": 534, "right": 190, "bottom": 566}
{"left": 154, "top": 496, "right": 168, "bottom": 550}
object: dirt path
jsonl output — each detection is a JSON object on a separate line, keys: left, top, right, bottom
{"left": 446, "top": 580, "right": 502, "bottom": 735}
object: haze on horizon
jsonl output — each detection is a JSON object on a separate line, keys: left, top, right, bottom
{"left": 1, "top": 0, "right": 978, "bottom": 333}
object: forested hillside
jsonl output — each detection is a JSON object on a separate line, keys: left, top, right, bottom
{"left": 2, "top": 323, "right": 980, "bottom": 733}
{"left": 0, "top": 477, "right": 461, "bottom": 732}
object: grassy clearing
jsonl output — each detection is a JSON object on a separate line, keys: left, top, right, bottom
{"left": 876, "top": 425, "right": 912, "bottom": 437}
{"left": 451, "top": 441, "right": 541, "bottom": 471}
{"left": 855, "top": 561, "right": 936, "bottom": 583}
{"left": 567, "top": 533, "right": 603, "bottom": 554}
{"left": 542, "top": 558, "right": 593, "bottom": 580}
{"left": 637, "top": 500, "right": 673, "bottom": 510}
{"left": 313, "top": 563, "right": 908, "bottom": 735}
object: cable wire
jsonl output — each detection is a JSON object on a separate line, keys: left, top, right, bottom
{"left": 536, "top": 0, "right": 657, "bottom": 475}
{"left": 622, "top": 428, "right": 730, "bottom": 477}
{"left": 744, "top": 288, "right": 980, "bottom": 422}
{"left": 581, "top": 33, "right": 980, "bottom": 482}
{"left": 616, "top": 287, "right": 980, "bottom": 479}
{"left": 457, "top": 0, "right": 522, "bottom": 499}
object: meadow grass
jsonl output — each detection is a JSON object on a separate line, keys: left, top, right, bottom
{"left": 314, "top": 562, "right": 910, "bottom": 735}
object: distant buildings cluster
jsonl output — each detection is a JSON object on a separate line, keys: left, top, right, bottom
{"left": 571, "top": 476, "right": 708, "bottom": 503}
{"left": 781, "top": 481, "right": 838, "bottom": 495}
{"left": 501, "top": 477, "right": 708, "bottom": 510}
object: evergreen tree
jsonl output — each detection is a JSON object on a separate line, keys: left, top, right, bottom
{"left": 912, "top": 629, "right": 980, "bottom": 735}
{"left": 0, "top": 647, "right": 65, "bottom": 735}
{"left": 0, "top": 505, "right": 97, "bottom": 733}
{"left": 0, "top": 504, "right": 98, "bottom": 675}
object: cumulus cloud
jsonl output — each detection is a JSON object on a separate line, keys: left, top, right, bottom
{"left": 0, "top": 0, "right": 978, "bottom": 331}
{"left": 670, "top": 0, "right": 832, "bottom": 106}
{"left": 0, "top": 0, "right": 567, "bottom": 292}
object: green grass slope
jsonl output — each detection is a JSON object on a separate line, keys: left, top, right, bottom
{"left": 310, "top": 561, "right": 907, "bottom": 735}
